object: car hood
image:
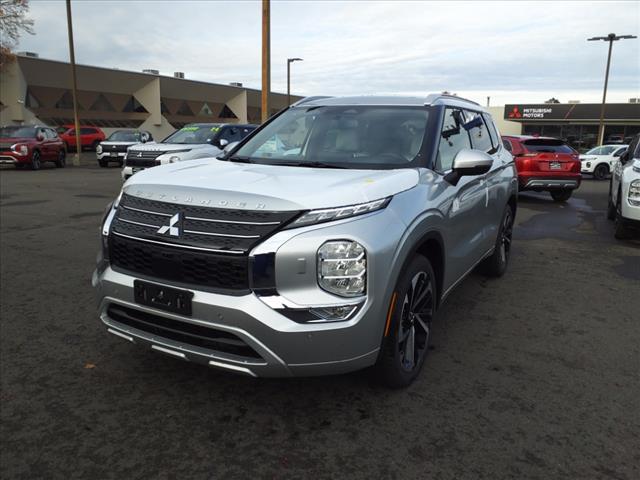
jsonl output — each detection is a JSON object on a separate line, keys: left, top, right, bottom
{"left": 579, "top": 154, "right": 606, "bottom": 161}
{"left": 0, "top": 137, "right": 34, "bottom": 144}
{"left": 127, "top": 142, "right": 214, "bottom": 153}
{"left": 123, "top": 158, "right": 420, "bottom": 211}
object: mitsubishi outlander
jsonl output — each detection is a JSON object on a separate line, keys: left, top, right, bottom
{"left": 93, "top": 94, "right": 518, "bottom": 387}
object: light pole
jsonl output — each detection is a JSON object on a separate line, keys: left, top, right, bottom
{"left": 588, "top": 33, "right": 637, "bottom": 145}
{"left": 287, "top": 58, "right": 303, "bottom": 106}
{"left": 261, "top": 0, "right": 270, "bottom": 123}
{"left": 65, "top": 0, "right": 82, "bottom": 165}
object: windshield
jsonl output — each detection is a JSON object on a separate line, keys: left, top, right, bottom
{"left": 585, "top": 146, "right": 617, "bottom": 155}
{"left": 233, "top": 106, "right": 429, "bottom": 169}
{"left": 162, "top": 124, "right": 221, "bottom": 144}
{"left": 108, "top": 130, "right": 143, "bottom": 142}
{"left": 0, "top": 126, "right": 37, "bottom": 138}
{"left": 523, "top": 139, "right": 575, "bottom": 154}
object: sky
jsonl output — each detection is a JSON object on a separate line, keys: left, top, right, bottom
{"left": 15, "top": 0, "right": 640, "bottom": 106}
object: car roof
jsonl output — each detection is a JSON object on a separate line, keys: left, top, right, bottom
{"left": 293, "top": 94, "right": 486, "bottom": 112}
{"left": 502, "top": 135, "right": 562, "bottom": 141}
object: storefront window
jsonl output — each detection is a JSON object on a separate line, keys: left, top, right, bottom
{"left": 580, "top": 125, "right": 599, "bottom": 152}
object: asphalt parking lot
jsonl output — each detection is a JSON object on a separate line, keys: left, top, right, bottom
{"left": 1, "top": 156, "right": 639, "bottom": 480}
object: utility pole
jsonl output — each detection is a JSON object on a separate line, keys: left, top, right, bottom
{"left": 65, "top": 0, "right": 82, "bottom": 166}
{"left": 587, "top": 33, "right": 637, "bottom": 145}
{"left": 261, "top": 0, "right": 270, "bottom": 123}
{"left": 287, "top": 58, "right": 303, "bottom": 106}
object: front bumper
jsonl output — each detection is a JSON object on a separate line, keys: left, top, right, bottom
{"left": 0, "top": 152, "right": 29, "bottom": 165}
{"left": 93, "top": 267, "right": 380, "bottom": 377}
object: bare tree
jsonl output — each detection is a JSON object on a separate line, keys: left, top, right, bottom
{"left": 0, "top": 0, "right": 35, "bottom": 69}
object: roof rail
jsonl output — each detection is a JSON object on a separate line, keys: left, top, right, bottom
{"left": 425, "top": 93, "right": 480, "bottom": 107}
{"left": 292, "top": 96, "right": 333, "bottom": 107}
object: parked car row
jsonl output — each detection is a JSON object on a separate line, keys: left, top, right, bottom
{"left": 0, "top": 125, "right": 67, "bottom": 169}
{"left": 607, "top": 133, "right": 640, "bottom": 239}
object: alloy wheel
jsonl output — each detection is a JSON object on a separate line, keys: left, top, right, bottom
{"left": 31, "top": 151, "right": 41, "bottom": 170}
{"left": 500, "top": 208, "right": 513, "bottom": 264}
{"left": 398, "top": 271, "right": 434, "bottom": 372}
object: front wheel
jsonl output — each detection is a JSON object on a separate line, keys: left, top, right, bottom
{"left": 30, "top": 151, "right": 41, "bottom": 170}
{"left": 593, "top": 164, "right": 609, "bottom": 180}
{"left": 479, "top": 205, "right": 514, "bottom": 277}
{"left": 614, "top": 193, "right": 632, "bottom": 240}
{"left": 376, "top": 255, "right": 436, "bottom": 388}
{"left": 54, "top": 150, "right": 66, "bottom": 168}
{"left": 551, "top": 189, "right": 572, "bottom": 202}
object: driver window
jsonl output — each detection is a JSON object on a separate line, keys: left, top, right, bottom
{"left": 437, "top": 108, "right": 470, "bottom": 172}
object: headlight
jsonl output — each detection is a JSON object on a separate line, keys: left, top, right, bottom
{"left": 96, "top": 144, "right": 102, "bottom": 154}
{"left": 287, "top": 197, "right": 391, "bottom": 229}
{"left": 169, "top": 155, "right": 180, "bottom": 163}
{"left": 317, "top": 240, "right": 366, "bottom": 297}
{"left": 629, "top": 180, "right": 640, "bottom": 206}
{"left": 12, "top": 144, "right": 28, "bottom": 155}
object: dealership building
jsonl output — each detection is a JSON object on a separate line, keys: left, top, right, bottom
{"left": 0, "top": 54, "right": 300, "bottom": 139}
{"left": 491, "top": 102, "right": 640, "bottom": 151}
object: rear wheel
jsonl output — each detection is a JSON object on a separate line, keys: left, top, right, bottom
{"left": 550, "top": 189, "right": 572, "bottom": 202}
{"left": 593, "top": 163, "right": 609, "bottom": 180}
{"left": 30, "top": 151, "right": 41, "bottom": 170}
{"left": 607, "top": 179, "right": 616, "bottom": 220}
{"left": 614, "top": 191, "right": 632, "bottom": 240}
{"left": 479, "top": 205, "right": 514, "bottom": 277}
{"left": 54, "top": 150, "right": 66, "bottom": 168}
{"left": 376, "top": 255, "right": 436, "bottom": 389}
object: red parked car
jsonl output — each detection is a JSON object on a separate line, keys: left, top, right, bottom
{"left": 0, "top": 125, "right": 67, "bottom": 170}
{"left": 58, "top": 125, "right": 105, "bottom": 151}
{"left": 502, "top": 135, "right": 581, "bottom": 202}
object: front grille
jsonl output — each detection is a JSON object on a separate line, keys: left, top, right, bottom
{"left": 125, "top": 150, "right": 165, "bottom": 167}
{"left": 109, "top": 193, "right": 300, "bottom": 290}
{"left": 0, "top": 143, "right": 13, "bottom": 151}
{"left": 103, "top": 143, "right": 130, "bottom": 153}
{"left": 110, "top": 235, "right": 249, "bottom": 291}
{"left": 107, "top": 304, "right": 263, "bottom": 360}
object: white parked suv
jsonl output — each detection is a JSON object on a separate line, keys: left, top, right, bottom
{"left": 608, "top": 134, "right": 640, "bottom": 239}
{"left": 580, "top": 144, "right": 628, "bottom": 180}
{"left": 122, "top": 123, "right": 257, "bottom": 180}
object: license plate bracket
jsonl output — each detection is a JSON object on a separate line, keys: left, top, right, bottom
{"left": 134, "top": 280, "right": 193, "bottom": 316}
{"left": 550, "top": 161, "right": 562, "bottom": 170}
{"left": 110, "top": 152, "right": 119, "bottom": 157}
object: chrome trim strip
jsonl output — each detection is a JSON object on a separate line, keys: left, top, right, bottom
{"left": 122, "top": 205, "right": 172, "bottom": 217}
{"left": 183, "top": 229, "right": 260, "bottom": 239}
{"left": 208, "top": 360, "right": 257, "bottom": 377}
{"left": 112, "top": 231, "right": 246, "bottom": 254}
{"left": 107, "top": 328, "right": 133, "bottom": 342}
{"left": 185, "top": 215, "right": 281, "bottom": 226}
{"left": 288, "top": 347, "right": 379, "bottom": 367}
{"left": 152, "top": 344, "right": 187, "bottom": 359}
{"left": 118, "top": 218, "right": 160, "bottom": 229}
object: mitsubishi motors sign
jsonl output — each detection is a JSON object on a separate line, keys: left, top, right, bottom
{"left": 504, "top": 103, "right": 640, "bottom": 122}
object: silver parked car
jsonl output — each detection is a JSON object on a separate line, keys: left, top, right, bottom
{"left": 93, "top": 94, "right": 517, "bottom": 387}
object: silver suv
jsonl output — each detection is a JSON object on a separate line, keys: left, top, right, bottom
{"left": 93, "top": 94, "right": 517, "bottom": 387}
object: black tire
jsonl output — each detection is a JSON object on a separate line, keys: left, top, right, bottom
{"left": 593, "top": 163, "right": 609, "bottom": 180}
{"left": 614, "top": 191, "right": 631, "bottom": 240}
{"left": 479, "top": 205, "right": 514, "bottom": 277}
{"left": 376, "top": 255, "right": 436, "bottom": 388}
{"left": 550, "top": 189, "right": 572, "bottom": 202}
{"left": 30, "top": 150, "right": 41, "bottom": 170}
{"left": 54, "top": 149, "right": 66, "bottom": 168}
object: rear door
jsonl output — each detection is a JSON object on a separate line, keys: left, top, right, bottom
{"left": 522, "top": 139, "right": 579, "bottom": 174}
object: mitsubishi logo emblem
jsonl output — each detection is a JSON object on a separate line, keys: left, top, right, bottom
{"left": 157, "top": 213, "right": 181, "bottom": 236}
{"left": 137, "top": 152, "right": 143, "bottom": 158}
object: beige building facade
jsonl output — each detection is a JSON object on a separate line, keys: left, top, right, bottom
{"left": 0, "top": 55, "right": 300, "bottom": 138}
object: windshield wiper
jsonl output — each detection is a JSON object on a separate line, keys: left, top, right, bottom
{"left": 227, "top": 155, "right": 253, "bottom": 163}
{"left": 275, "top": 161, "right": 346, "bottom": 169}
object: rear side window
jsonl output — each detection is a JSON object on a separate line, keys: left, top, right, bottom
{"left": 463, "top": 110, "right": 492, "bottom": 153}
{"left": 482, "top": 113, "right": 501, "bottom": 150}
{"left": 80, "top": 127, "right": 97, "bottom": 134}
{"left": 503, "top": 139, "right": 513, "bottom": 152}
{"left": 437, "top": 108, "right": 471, "bottom": 171}
{"left": 523, "top": 139, "right": 575, "bottom": 153}
{"left": 240, "top": 127, "right": 255, "bottom": 139}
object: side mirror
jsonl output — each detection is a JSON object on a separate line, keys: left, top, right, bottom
{"left": 444, "top": 149, "right": 493, "bottom": 186}
{"left": 218, "top": 138, "right": 229, "bottom": 148}
{"left": 36, "top": 132, "right": 45, "bottom": 141}
{"left": 140, "top": 132, "right": 149, "bottom": 143}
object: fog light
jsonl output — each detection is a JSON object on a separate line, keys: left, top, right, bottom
{"left": 317, "top": 240, "right": 366, "bottom": 297}
{"left": 629, "top": 180, "right": 640, "bottom": 206}
{"left": 309, "top": 304, "right": 359, "bottom": 321}
{"left": 169, "top": 155, "right": 180, "bottom": 163}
